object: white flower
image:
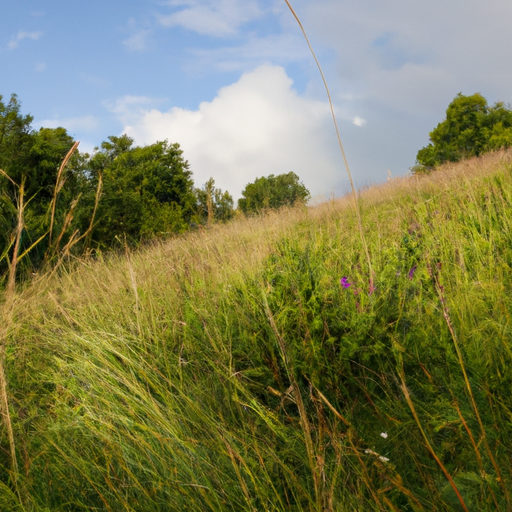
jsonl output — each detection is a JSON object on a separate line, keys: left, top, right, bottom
{"left": 378, "top": 456, "right": 390, "bottom": 463}
{"left": 380, "top": 432, "right": 388, "bottom": 439}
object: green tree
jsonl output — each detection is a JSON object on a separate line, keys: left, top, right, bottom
{"left": 0, "top": 94, "right": 33, "bottom": 183}
{"left": 415, "top": 93, "right": 512, "bottom": 171}
{"left": 238, "top": 172, "right": 310, "bottom": 214}
{"left": 85, "top": 135, "right": 196, "bottom": 246}
{"left": 195, "top": 178, "right": 234, "bottom": 225}
{"left": 0, "top": 95, "right": 79, "bottom": 205}
{"left": 0, "top": 95, "right": 83, "bottom": 275}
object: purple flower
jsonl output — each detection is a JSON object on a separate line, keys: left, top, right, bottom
{"left": 408, "top": 265, "right": 418, "bottom": 280}
{"left": 340, "top": 277, "right": 351, "bottom": 288}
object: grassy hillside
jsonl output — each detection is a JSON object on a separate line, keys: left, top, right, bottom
{"left": 2, "top": 150, "right": 512, "bottom": 511}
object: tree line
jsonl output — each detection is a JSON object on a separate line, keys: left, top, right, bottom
{"left": 0, "top": 94, "right": 310, "bottom": 281}
{"left": 6, "top": 89, "right": 506, "bottom": 281}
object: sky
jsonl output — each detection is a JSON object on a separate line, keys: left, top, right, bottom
{"left": 2, "top": 0, "right": 512, "bottom": 201}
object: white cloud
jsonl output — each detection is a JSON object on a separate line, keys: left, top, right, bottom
{"left": 35, "top": 62, "right": 47, "bottom": 72}
{"left": 8, "top": 31, "right": 43, "bottom": 49}
{"left": 157, "top": 0, "right": 263, "bottom": 37}
{"left": 111, "top": 65, "right": 347, "bottom": 200}
{"left": 35, "top": 115, "right": 100, "bottom": 133}
{"left": 123, "top": 18, "right": 152, "bottom": 52}
{"left": 123, "top": 30, "right": 151, "bottom": 52}
{"left": 104, "top": 96, "right": 167, "bottom": 121}
{"left": 353, "top": 116, "right": 365, "bottom": 127}
{"left": 271, "top": 0, "right": 512, "bottom": 178}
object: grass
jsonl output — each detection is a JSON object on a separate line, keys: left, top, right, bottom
{"left": 2, "top": 149, "right": 512, "bottom": 510}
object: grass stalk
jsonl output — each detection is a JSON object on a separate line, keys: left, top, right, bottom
{"left": 428, "top": 261, "right": 510, "bottom": 508}
{"left": 262, "top": 291, "right": 322, "bottom": 510}
{"left": 452, "top": 398, "right": 502, "bottom": 511}
{"left": 47, "top": 140, "right": 80, "bottom": 250}
{"left": 0, "top": 180, "right": 24, "bottom": 506}
{"left": 282, "top": 0, "right": 374, "bottom": 291}
{"left": 400, "top": 375, "right": 469, "bottom": 512}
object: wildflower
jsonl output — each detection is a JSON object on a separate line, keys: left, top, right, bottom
{"left": 408, "top": 264, "right": 417, "bottom": 280}
{"left": 340, "top": 277, "right": 351, "bottom": 288}
{"left": 364, "top": 449, "right": 390, "bottom": 463}
{"left": 380, "top": 432, "right": 388, "bottom": 439}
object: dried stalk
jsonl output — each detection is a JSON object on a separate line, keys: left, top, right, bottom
{"left": 282, "top": 0, "right": 374, "bottom": 291}
{"left": 48, "top": 141, "right": 80, "bottom": 248}
{"left": 0, "top": 180, "right": 24, "bottom": 504}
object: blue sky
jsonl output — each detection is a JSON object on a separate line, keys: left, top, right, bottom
{"left": 2, "top": 0, "right": 512, "bottom": 200}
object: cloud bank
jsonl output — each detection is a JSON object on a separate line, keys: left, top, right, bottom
{"left": 113, "top": 65, "right": 354, "bottom": 200}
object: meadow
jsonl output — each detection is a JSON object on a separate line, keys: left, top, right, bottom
{"left": 1, "top": 149, "right": 512, "bottom": 511}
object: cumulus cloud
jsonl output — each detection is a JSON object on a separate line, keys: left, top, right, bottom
{"left": 157, "top": 0, "right": 263, "bottom": 37}
{"left": 110, "top": 65, "right": 352, "bottom": 200}
{"left": 279, "top": 0, "right": 512, "bottom": 178}
{"left": 8, "top": 30, "right": 43, "bottom": 49}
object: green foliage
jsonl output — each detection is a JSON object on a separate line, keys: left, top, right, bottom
{"left": 415, "top": 93, "right": 512, "bottom": 170}
{"left": 78, "top": 135, "right": 196, "bottom": 247}
{"left": 238, "top": 172, "right": 310, "bottom": 214}
{"left": 0, "top": 95, "right": 81, "bottom": 276}
{"left": 195, "top": 178, "right": 234, "bottom": 224}
{"left": 0, "top": 94, "right": 34, "bottom": 182}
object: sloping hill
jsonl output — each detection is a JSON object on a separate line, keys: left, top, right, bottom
{"left": 2, "top": 149, "right": 512, "bottom": 511}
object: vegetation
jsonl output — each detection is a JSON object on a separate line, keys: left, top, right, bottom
{"left": 1, "top": 150, "right": 512, "bottom": 510}
{"left": 82, "top": 134, "right": 197, "bottom": 246}
{"left": 195, "top": 178, "right": 235, "bottom": 225}
{"left": 238, "top": 172, "right": 310, "bottom": 214}
{"left": 415, "top": 93, "right": 512, "bottom": 171}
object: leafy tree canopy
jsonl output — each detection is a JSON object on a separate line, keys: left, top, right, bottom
{"left": 415, "top": 93, "right": 512, "bottom": 171}
{"left": 0, "top": 95, "right": 82, "bottom": 274}
{"left": 238, "top": 172, "right": 310, "bottom": 214}
{"left": 195, "top": 178, "right": 234, "bottom": 224}
{"left": 0, "top": 94, "right": 77, "bottom": 201}
{"left": 0, "top": 92, "right": 240, "bottom": 281}
{"left": 0, "top": 94, "right": 34, "bottom": 188}
{"left": 84, "top": 135, "right": 196, "bottom": 246}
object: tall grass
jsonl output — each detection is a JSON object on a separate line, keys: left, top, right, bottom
{"left": 1, "top": 149, "right": 512, "bottom": 510}
{"left": 283, "top": 0, "right": 374, "bottom": 292}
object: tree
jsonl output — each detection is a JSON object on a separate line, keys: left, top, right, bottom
{"left": 0, "top": 94, "right": 33, "bottom": 177}
{"left": 195, "top": 178, "right": 234, "bottom": 225}
{"left": 415, "top": 93, "right": 512, "bottom": 171}
{"left": 84, "top": 135, "right": 196, "bottom": 246}
{"left": 238, "top": 172, "right": 310, "bottom": 214}
{"left": 0, "top": 95, "right": 82, "bottom": 275}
